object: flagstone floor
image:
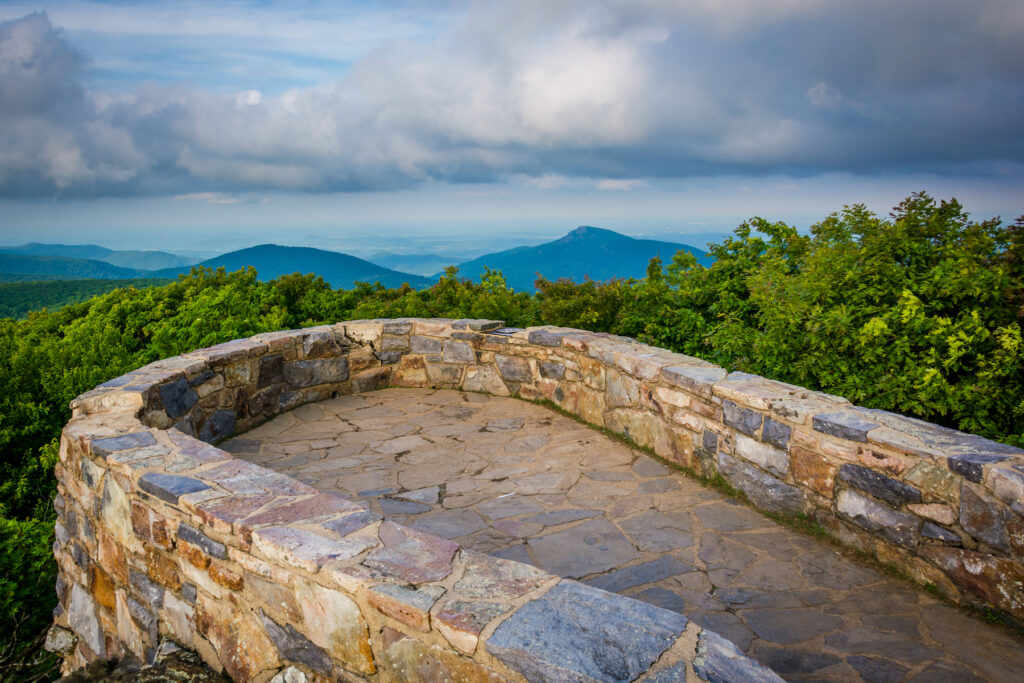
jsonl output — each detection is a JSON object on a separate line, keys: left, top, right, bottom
{"left": 222, "top": 388, "right": 1024, "bottom": 682}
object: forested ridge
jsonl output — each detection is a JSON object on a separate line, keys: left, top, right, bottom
{"left": 2, "top": 193, "right": 1021, "bottom": 678}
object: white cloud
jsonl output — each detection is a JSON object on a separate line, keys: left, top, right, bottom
{"left": 596, "top": 179, "right": 647, "bottom": 191}
{"left": 173, "top": 192, "right": 241, "bottom": 204}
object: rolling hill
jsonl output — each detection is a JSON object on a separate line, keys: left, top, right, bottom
{"left": 0, "top": 243, "right": 196, "bottom": 271}
{"left": 152, "top": 244, "right": 433, "bottom": 289}
{"left": 0, "top": 253, "right": 147, "bottom": 280}
{"left": 0, "top": 278, "right": 172, "bottom": 319}
{"left": 366, "top": 251, "right": 464, "bottom": 277}
{"left": 448, "top": 226, "right": 712, "bottom": 291}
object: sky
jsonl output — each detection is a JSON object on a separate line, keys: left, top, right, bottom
{"left": 0, "top": 0, "right": 1022, "bottom": 255}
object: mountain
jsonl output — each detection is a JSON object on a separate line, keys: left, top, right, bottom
{"left": 0, "top": 243, "right": 197, "bottom": 271}
{"left": 366, "top": 251, "right": 464, "bottom": 277}
{"left": 448, "top": 226, "right": 713, "bottom": 291}
{"left": 151, "top": 244, "right": 434, "bottom": 289}
{"left": 0, "top": 253, "right": 147, "bottom": 280}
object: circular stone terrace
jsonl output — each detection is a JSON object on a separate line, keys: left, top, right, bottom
{"left": 223, "top": 387, "right": 1023, "bottom": 682}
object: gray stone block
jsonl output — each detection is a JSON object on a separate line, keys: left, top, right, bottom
{"left": 947, "top": 452, "right": 1011, "bottom": 483}
{"left": 257, "top": 354, "right": 284, "bottom": 388}
{"left": 130, "top": 570, "right": 163, "bottom": 610}
{"left": 199, "top": 409, "right": 236, "bottom": 443}
{"left": 538, "top": 361, "right": 566, "bottom": 380}
{"left": 158, "top": 378, "right": 199, "bottom": 419}
{"left": 922, "top": 522, "right": 961, "bottom": 544}
{"left": 762, "top": 417, "right": 791, "bottom": 450}
{"left": 812, "top": 410, "right": 879, "bottom": 442}
{"left": 661, "top": 365, "right": 727, "bottom": 397}
{"left": 410, "top": 335, "right": 442, "bottom": 354}
{"left": 487, "top": 580, "right": 687, "bottom": 683}
{"left": 259, "top": 611, "right": 332, "bottom": 675}
{"left": 68, "top": 583, "right": 104, "bottom": 658}
{"left": 959, "top": 485, "right": 1011, "bottom": 552}
{"left": 177, "top": 523, "right": 227, "bottom": 559}
{"left": 495, "top": 354, "right": 531, "bottom": 383}
{"left": 528, "top": 330, "right": 569, "bottom": 347}
{"left": 585, "top": 555, "right": 693, "bottom": 593}
{"left": 138, "top": 472, "right": 210, "bottom": 504}
{"left": 836, "top": 490, "right": 920, "bottom": 547}
{"left": 717, "top": 452, "right": 805, "bottom": 515}
{"left": 724, "top": 400, "right": 763, "bottom": 436}
{"left": 91, "top": 431, "right": 157, "bottom": 456}
{"left": 694, "top": 629, "right": 784, "bottom": 682}
{"left": 838, "top": 464, "right": 921, "bottom": 507}
{"left": 442, "top": 340, "right": 476, "bottom": 364}
{"left": 373, "top": 350, "right": 403, "bottom": 364}
{"left": 283, "top": 357, "right": 349, "bottom": 387}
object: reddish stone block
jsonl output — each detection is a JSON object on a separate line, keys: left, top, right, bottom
{"left": 365, "top": 521, "right": 459, "bottom": 584}
{"left": 239, "top": 492, "right": 363, "bottom": 528}
{"left": 179, "top": 540, "right": 211, "bottom": 570}
{"left": 923, "top": 546, "right": 1024, "bottom": 620}
{"left": 209, "top": 563, "right": 244, "bottom": 591}
{"left": 130, "top": 502, "right": 151, "bottom": 541}
{"left": 791, "top": 446, "right": 838, "bottom": 496}
{"left": 90, "top": 565, "right": 117, "bottom": 612}
{"left": 145, "top": 545, "right": 182, "bottom": 592}
{"left": 197, "top": 493, "right": 275, "bottom": 534}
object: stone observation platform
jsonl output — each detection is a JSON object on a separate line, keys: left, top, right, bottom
{"left": 51, "top": 319, "right": 1024, "bottom": 682}
{"left": 223, "top": 388, "right": 1024, "bottom": 682}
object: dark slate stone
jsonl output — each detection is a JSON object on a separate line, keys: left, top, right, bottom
{"left": 528, "top": 330, "right": 569, "bottom": 347}
{"left": 91, "top": 431, "right": 157, "bottom": 456}
{"left": 451, "top": 330, "right": 484, "bottom": 341}
{"left": 322, "top": 510, "right": 382, "bottom": 537}
{"left": 538, "top": 361, "right": 566, "bottom": 380}
{"left": 257, "top": 354, "right": 284, "bottom": 388}
{"left": 177, "top": 523, "right": 227, "bottom": 559}
{"left": 379, "top": 498, "right": 432, "bottom": 515}
{"left": 846, "top": 656, "right": 909, "bottom": 683}
{"left": 374, "top": 350, "right": 403, "bottom": 364}
{"left": 130, "top": 570, "right": 164, "bottom": 610}
{"left": 752, "top": 645, "right": 842, "bottom": 677}
{"left": 181, "top": 583, "right": 197, "bottom": 604}
{"left": 382, "top": 321, "right": 413, "bottom": 334}
{"left": 158, "top": 378, "right": 199, "bottom": 419}
{"left": 723, "top": 400, "right": 763, "bottom": 437}
{"left": 137, "top": 473, "right": 210, "bottom": 504}
{"left": 586, "top": 556, "right": 692, "bottom": 593}
{"left": 53, "top": 493, "right": 66, "bottom": 520}
{"left": 921, "top": 522, "right": 960, "bottom": 544}
{"left": 71, "top": 542, "right": 90, "bottom": 571}
{"left": 199, "top": 410, "right": 236, "bottom": 443}
{"left": 646, "top": 663, "right": 689, "bottom": 682}
{"left": 489, "top": 327, "right": 523, "bottom": 336}
{"left": 487, "top": 581, "right": 687, "bottom": 683}
{"left": 838, "top": 464, "right": 922, "bottom": 507}
{"left": 188, "top": 369, "right": 215, "bottom": 387}
{"left": 837, "top": 490, "right": 920, "bottom": 548}
{"left": 523, "top": 509, "right": 601, "bottom": 527}
{"left": 693, "top": 630, "right": 784, "bottom": 683}
{"left": 717, "top": 453, "right": 806, "bottom": 516}
{"left": 812, "top": 410, "right": 879, "bottom": 442}
{"left": 701, "top": 429, "right": 718, "bottom": 452}
{"left": 259, "top": 611, "right": 332, "bottom": 675}
{"left": 947, "top": 452, "right": 1011, "bottom": 483}
{"left": 634, "top": 587, "right": 688, "bottom": 614}
{"left": 743, "top": 608, "right": 843, "bottom": 645}
{"left": 283, "top": 357, "right": 349, "bottom": 388}
{"left": 959, "top": 485, "right": 1011, "bottom": 551}
{"left": 762, "top": 418, "right": 791, "bottom": 450}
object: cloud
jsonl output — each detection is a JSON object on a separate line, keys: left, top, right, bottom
{"left": 596, "top": 179, "right": 646, "bottom": 191}
{"left": 173, "top": 192, "right": 242, "bottom": 205}
{"left": 0, "top": 2, "right": 1022, "bottom": 199}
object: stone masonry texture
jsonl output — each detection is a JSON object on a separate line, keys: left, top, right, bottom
{"left": 52, "top": 319, "right": 1024, "bottom": 682}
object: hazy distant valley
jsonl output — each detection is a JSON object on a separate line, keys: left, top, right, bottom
{"left": 0, "top": 227, "right": 711, "bottom": 316}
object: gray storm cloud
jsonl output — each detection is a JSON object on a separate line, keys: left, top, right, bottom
{"left": 0, "top": 0, "right": 1022, "bottom": 197}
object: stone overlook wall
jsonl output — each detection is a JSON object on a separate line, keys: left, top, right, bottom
{"left": 52, "top": 319, "right": 1023, "bottom": 681}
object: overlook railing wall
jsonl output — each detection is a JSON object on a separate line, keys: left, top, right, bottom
{"left": 52, "top": 319, "right": 1023, "bottom": 681}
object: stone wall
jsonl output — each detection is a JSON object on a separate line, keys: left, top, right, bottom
{"left": 52, "top": 318, "right": 1024, "bottom": 681}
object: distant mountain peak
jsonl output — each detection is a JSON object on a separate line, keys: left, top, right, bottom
{"left": 557, "top": 225, "right": 618, "bottom": 244}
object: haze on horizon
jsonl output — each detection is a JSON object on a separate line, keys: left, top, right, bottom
{"left": 0, "top": 0, "right": 1022, "bottom": 254}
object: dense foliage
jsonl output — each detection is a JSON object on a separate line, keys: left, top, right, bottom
{"left": 0, "top": 279, "right": 171, "bottom": 319}
{"left": 0, "top": 193, "right": 1020, "bottom": 674}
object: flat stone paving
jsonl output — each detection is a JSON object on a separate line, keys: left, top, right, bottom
{"left": 222, "top": 388, "right": 1024, "bottom": 682}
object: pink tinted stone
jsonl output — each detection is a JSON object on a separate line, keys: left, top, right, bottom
{"left": 197, "top": 494, "right": 276, "bottom": 534}
{"left": 364, "top": 521, "right": 459, "bottom": 584}
{"left": 454, "top": 550, "right": 548, "bottom": 601}
{"left": 239, "top": 492, "right": 363, "bottom": 528}
{"left": 252, "top": 526, "right": 376, "bottom": 573}
{"left": 434, "top": 599, "right": 510, "bottom": 654}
